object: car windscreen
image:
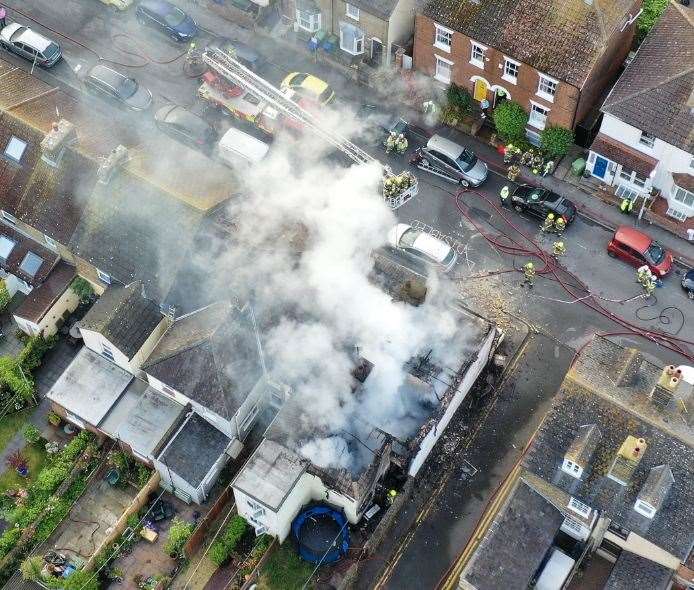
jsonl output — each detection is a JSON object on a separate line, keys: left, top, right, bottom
{"left": 318, "top": 86, "right": 334, "bottom": 103}
{"left": 399, "top": 228, "right": 419, "bottom": 248}
{"left": 118, "top": 77, "right": 138, "bottom": 98}
{"left": 645, "top": 242, "right": 665, "bottom": 264}
{"left": 291, "top": 73, "right": 309, "bottom": 86}
{"left": 43, "top": 43, "right": 60, "bottom": 58}
{"left": 442, "top": 249, "right": 456, "bottom": 266}
{"left": 164, "top": 8, "right": 186, "bottom": 27}
{"left": 456, "top": 149, "right": 476, "bottom": 172}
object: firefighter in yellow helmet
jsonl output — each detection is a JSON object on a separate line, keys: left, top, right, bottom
{"left": 553, "top": 241, "right": 566, "bottom": 257}
{"left": 554, "top": 216, "right": 566, "bottom": 237}
{"left": 522, "top": 262, "right": 536, "bottom": 288}
{"left": 541, "top": 213, "right": 556, "bottom": 233}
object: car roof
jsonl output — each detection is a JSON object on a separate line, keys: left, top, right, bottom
{"left": 157, "top": 105, "right": 209, "bottom": 132}
{"left": 413, "top": 232, "right": 452, "bottom": 262}
{"left": 140, "top": 0, "right": 174, "bottom": 13}
{"left": 301, "top": 75, "right": 329, "bottom": 94}
{"left": 16, "top": 28, "right": 53, "bottom": 52}
{"left": 426, "top": 135, "right": 464, "bottom": 159}
{"left": 1, "top": 23, "right": 23, "bottom": 41}
{"left": 219, "top": 128, "right": 269, "bottom": 162}
{"left": 87, "top": 64, "right": 127, "bottom": 85}
{"left": 613, "top": 226, "right": 653, "bottom": 252}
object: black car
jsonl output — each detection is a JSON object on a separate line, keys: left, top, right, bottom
{"left": 154, "top": 105, "right": 217, "bottom": 150}
{"left": 502, "top": 184, "right": 577, "bottom": 224}
{"left": 682, "top": 269, "right": 694, "bottom": 300}
{"left": 136, "top": 0, "right": 198, "bottom": 42}
{"left": 356, "top": 104, "right": 408, "bottom": 143}
{"left": 205, "top": 37, "right": 263, "bottom": 71}
{"left": 83, "top": 64, "right": 153, "bottom": 111}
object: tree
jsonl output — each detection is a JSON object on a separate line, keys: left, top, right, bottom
{"left": 0, "top": 356, "right": 34, "bottom": 401}
{"left": 164, "top": 517, "right": 194, "bottom": 557}
{"left": 637, "top": 0, "right": 668, "bottom": 44}
{"left": 23, "top": 424, "right": 42, "bottom": 445}
{"left": 0, "top": 279, "right": 10, "bottom": 312}
{"left": 70, "top": 277, "right": 95, "bottom": 303}
{"left": 20, "top": 556, "right": 44, "bottom": 581}
{"left": 540, "top": 125, "right": 574, "bottom": 158}
{"left": 492, "top": 101, "right": 529, "bottom": 142}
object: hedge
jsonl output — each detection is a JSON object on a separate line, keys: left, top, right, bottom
{"left": 210, "top": 516, "right": 248, "bottom": 566}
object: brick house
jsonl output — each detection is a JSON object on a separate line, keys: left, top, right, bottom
{"left": 413, "top": 0, "right": 641, "bottom": 144}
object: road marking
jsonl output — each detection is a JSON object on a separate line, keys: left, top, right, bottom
{"left": 409, "top": 218, "right": 477, "bottom": 259}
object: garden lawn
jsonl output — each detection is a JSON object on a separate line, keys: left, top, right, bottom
{"left": 257, "top": 543, "right": 314, "bottom": 590}
{"left": 0, "top": 443, "right": 48, "bottom": 494}
{"left": 0, "top": 409, "right": 35, "bottom": 453}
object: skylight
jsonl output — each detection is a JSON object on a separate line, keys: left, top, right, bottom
{"left": 19, "top": 251, "right": 43, "bottom": 277}
{"left": 0, "top": 235, "right": 16, "bottom": 261}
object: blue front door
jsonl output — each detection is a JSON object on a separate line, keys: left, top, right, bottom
{"left": 593, "top": 156, "right": 608, "bottom": 179}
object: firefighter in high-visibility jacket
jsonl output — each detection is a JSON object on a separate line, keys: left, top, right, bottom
{"left": 541, "top": 213, "right": 555, "bottom": 232}
{"left": 554, "top": 216, "right": 566, "bottom": 236}
{"left": 500, "top": 185, "right": 511, "bottom": 205}
{"left": 522, "top": 262, "right": 536, "bottom": 288}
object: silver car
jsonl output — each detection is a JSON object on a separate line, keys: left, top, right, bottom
{"left": 388, "top": 223, "right": 458, "bottom": 272}
{"left": 83, "top": 65, "right": 153, "bottom": 112}
{"left": 0, "top": 23, "right": 62, "bottom": 68}
{"left": 415, "top": 134, "right": 488, "bottom": 186}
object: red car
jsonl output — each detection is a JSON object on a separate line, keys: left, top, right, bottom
{"left": 607, "top": 226, "right": 673, "bottom": 277}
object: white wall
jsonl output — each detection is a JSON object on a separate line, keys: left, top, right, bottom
{"left": 2, "top": 273, "right": 32, "bottom": 297}
{"left": 80, "top": 328, "right": 135, "bottom": 373}
{"left": 409, "top": 326, "right": 497, "bottom": 476}
{"left": 13, "top": 282, "right": 79, "bottom": 337}
{"left": 154, "top": 457, "right": 201, "bottom": 504}
{"left": 146, "top": 374, "right": 191, "bottom": 406}
{"left": 387, "top": 0, "right": 416, "bottom": 61}
{"left": 130, "top": 317, "right": 170, "bottom": 374}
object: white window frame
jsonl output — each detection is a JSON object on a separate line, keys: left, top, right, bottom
{"left": 615, "top": 185, "right": 639, "bottom": 200}
{"left": 434, "top": 23, "right": 453, "bottom": 53}
{"left": 346, "top": 3, "right": 359, "bottom": 20}
{"left": 689, "top": 158, "right": 694, "bottom": 169}
{"left": 568, "top": 496, "right": 591, "bottom": 518}
{"left": 634, "top": 499, "right": 656, "bottom": 518}
{"left": 4, "top": 136, "right": 27, "bottom": 163}
{"left": 469, "top": 41, "right": 486, "bottom": 69}
{"left": 101, "top": 342, "right": 115, "bottom": 361}
{"left": 526, "top": 128, "right": 541, "bottom": 146}
{"left": 295, "top": 8, "right": 321, "bottom": 32}
{"left": 96, "top": 268, "right": 111, "bottom": 284}
{"left": 666, "top": 207, "right": 687, "bottom": 221}
{"left": 672, "top": 185, "right": 694, "bottom": 208}
{"left": 340, "top": 26, "right": 365, "bottom": 55}
{"left": 537, "top": 74, "right": 558, "bottom": 102}
{"left": 528, "top": 101, "right": 549, "bottom": 130}
{"left": 502, "top": 57, "right": 520, "bottom": 84}
{"left": 240, "top": 404, "right": 259, "bottom": 432}
{"left": 434, "top": 55, "right": 453, "bottom": 84}
{"left": 1, "top": 210, "right": 17, "bottom": 225}
{"left": 638, "top": 130, "right": 656, "bottom": 148}
{"left": 44, "top": 234, "right": 58, "bottom": 250}
{"left": 618, "top": 167, "right": 648, "bottom": 189}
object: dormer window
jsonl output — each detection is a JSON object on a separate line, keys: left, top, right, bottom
{"left": 638, "top": 131, "right": 656, "bottom": 148}
{"left": 634, "top": 499, "right": 656, "bottom": 518}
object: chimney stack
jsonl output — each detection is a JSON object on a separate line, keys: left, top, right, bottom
{"left": 650, "top": 365, "right": 684, "bottom": 410}
{"left": 40, "top": 119, "right": 77, "bottom": 167}
{"left": 97, "top": 145, "right": 129, "bottom": 184}
{"left": 607, "top": 436, "right": 647, "bottom": 486}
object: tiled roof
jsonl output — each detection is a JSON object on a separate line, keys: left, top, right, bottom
{"left": 602, "top": 3, "right": 694, "bottom": 154}
{"left": 672, "top": 172, "right": 694, "bottom": 192}
{"left": 422, "top": 0, "right": 637, "bottom": 86}
{"left": 565, "top": 423, "right": 601, "bottom": 467}
{"left": 0, "top": 222, "right": 59, "bottom": 285}
{"left": 79, "top": 282, "right": 163, "bottom": 359}
{"left": 13, "top": 261, "right": 76, "bottom": 323}
{"left": 143, "top": 302, "right": 265, "bottom": 420}
{"left": 590, "top": 133, "right": 658, "bottom": 177}
{"left": 604, "top": 551, "right": 675, "bottom": 590}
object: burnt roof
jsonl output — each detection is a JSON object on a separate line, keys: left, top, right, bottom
{"left": 422, "top": 0, "right": 637, "bottom": 86}
{"left": 602, "top": 3, "right": 694, "bottom": 154}
{"left": 0, "top": 222, "right": 59, "bottom": 285}
{"left": 461, "top": 479, "right": 564, "bottom": 590}
{"left": 79, "top": 282, "right": 163, "bottom": 358}
{"left": 13, "top": 261, "right": 76, "bottom": 323}
{"left": 142, "top": 302, "right": 265, "bottom": 420}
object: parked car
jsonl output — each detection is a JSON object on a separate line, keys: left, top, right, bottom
{"left": 280, "top": 72, "right": 335, "bottom": 106}
{"left": 356, "top": 104, "right": 408, "bottom": 145}
{"left": 217, "top": 127, "right": 269, "bottom": 167}
{"left": 681, "top": 269, "right": 694, "bottom": 299}
{"left": 96, "top": 0, "right": 133, "bottom": 10}
{"left": 135, "top": 0, "right": 198, "bottom": 42}
{"left": 607, "top": 226, "right": 673, "bottom": 277}
{"left": 413, "top": 135, "right": 488, "bottom": 187}
{"left": 83, "top": 64, "right": 153, "bottom": 111}
{"left": 387, "top": 223, "right": 457, "bottom": 272}
{"left": 501, "top": 183, "right": 576, "bottom": 224}
{"left": 205, "top": 36, "right": 263, "bottom": 71}
{"left": 0, "top": 23, "right": 61, "bottom": 68}
{"left": 154, "top": 105, "right": 217, "bottom": 150}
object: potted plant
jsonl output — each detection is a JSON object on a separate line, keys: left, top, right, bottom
{"left": 7, "top": 449, "right": 29, "bottom": 477}
{"left": 47, "top": 411, "right": 61, "bottom": 427}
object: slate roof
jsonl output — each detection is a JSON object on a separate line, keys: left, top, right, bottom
{"left": 13, "top": 261, "right": 76, "bottom": 323}
{"left": 79, "top": 282, "right": 163, "bottom": 359}
{"left": 589, "top": 133, "right": 658, "bottom": 177}
{"left": 461, "top": 479, "right": 564, "bottom": 590}
{"left": 602, "top": 3, "right": 694, "bottom": 154}
{"left": 0, "top": 222, "right": 59, "bottom": 285}
{"left": 422, "top": 0, "right": 637, "bottom": 86}
{"left": 637, "top": 465, "right": 675, "bottom": 512}
{"left": 158, "top": 412, "right": 231, "bottom": 489}
{"left": 604, "top": 551, "right": 675, "bottom": 590}
{"left": 142, "top": 302, "right": 265, "bottom": 420}
{"left": 565, "top": 423, "right": 601, "bottom": 468}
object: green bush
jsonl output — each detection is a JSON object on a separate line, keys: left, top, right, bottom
{"left": 540, "top": 125, "right": 574, "bottom": 158}
{"left": 446, "top": 83, "right": 472, "bottom": 118}
{"left": 20, "top": 555, "right": 44, "bottom": 581}
{"left": 70, "top": 277, "right": 95, "bottom": 303}
{"left": 492, "top": 101, "right": 529, "bottom": 141}
{"left": 136, "top": 464, "right": 152, "bottom": 487}
{"left": 0, "top": 280, "right": 10, "bottom": 313}
{"left": 18, "top": 335, "right": 58, "bottom": 372}
{"left": 59, "top": 570, "right": 99, "bottom": 590}
{"left": 637, "top": 0, "right": 668, "bottom": 43}
{"left": 164, "top": 517, "right": 195, "bottom": 557}
{"left": 0, "top": 527, "right": 22, "bottom": 559}
{"left": 23, "top": 424, "right": 42, "bottom": 445}
{"left": 0, "top": 356, "right": 35, "bottom": 401}
{"left": 209, "top": 516, "right": 248, "bottom": 566}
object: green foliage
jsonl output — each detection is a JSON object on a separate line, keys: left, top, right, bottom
{"left": 108, "top": 450, "right": 131, "bottom": 474}
{"left": 20, "top": 555, "right": 44, "bottom": 581}
{"left": 637, "top": 0, "right": 668, "bottom": 44}
{"left": 540, "top": 125, "right": 574, "bottom": 158}
{"left": 492, "top": 100, "right": 529, "bottom": 142}
{"left": 60, "top": 570, "right": 99, "bottom": 590}
{"left": 441, "top": 83, "right": 473, "bottom": 125}
{"left": 164, "top": 517, "right": 194, "bottom": 557}
{"left": 136, "top": 464, "right": 152, "bottom": 487}
{"left": 70, "top": 277, "right": 95, "bottom": 303}
{"left": 18, "top": 335, "right": 58, "bottom": 373}
{"left": 240, "top": 534, "right": 273, "bottom": 577}
{"left": 210, "top": 516, "right": 249, "bottom": 566}
{"left": 0, "top": 356, "right": 34, "bottom": 401}
{"left": 259, "top": 542, "right": 314, "bottom": 590}
{"left": 0, "top": 279, "right": 10, "bottom": 312}
{"left": 23, "top": 424, "right": 42, "bottom": 445}
{"left": 0, "top": 527, "right": 22, "bottom": 559}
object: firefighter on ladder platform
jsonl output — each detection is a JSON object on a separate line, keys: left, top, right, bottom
{"left": 385, "top": 132, "right": 397, "bottom": 154}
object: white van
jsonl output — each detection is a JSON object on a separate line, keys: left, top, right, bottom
{"left": 217, "top": 128, "right": 269, "bottom": 167}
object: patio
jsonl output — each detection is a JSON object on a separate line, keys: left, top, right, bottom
{"left": 0, "top": 292, "right": 27, "bottom": 358}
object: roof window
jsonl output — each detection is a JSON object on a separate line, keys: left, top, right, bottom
{"left": 4, "top": 136, "right": 27, "bottom": 163}
{"left": 19, "top": 251, "right": 44, "bottom": 277}
{"left": 0, "top": 235, "right": 16, "bottom": 262}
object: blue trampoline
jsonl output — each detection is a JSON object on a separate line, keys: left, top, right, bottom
{"left": 292, "top": 505, "right": 350, "bottom": 564}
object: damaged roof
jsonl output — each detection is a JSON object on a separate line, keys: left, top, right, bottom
{"left": 602, "top": 2, "right": 694, "bottom": 154}
{"left": 79, "top": 281, "right": 163, "bottom": 358}
{"left": 422, "top": 0, "right": 637, "bottom": 86}
{"left": 142, "top": 302, "right": 265, "bottom": 420}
